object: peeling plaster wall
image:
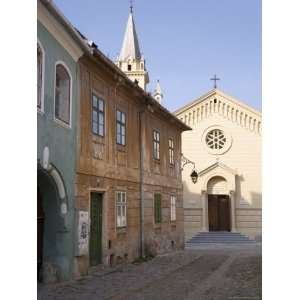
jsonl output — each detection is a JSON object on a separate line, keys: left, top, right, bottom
{"left": 37, "top": 20, "right": 79, "bottom": 282}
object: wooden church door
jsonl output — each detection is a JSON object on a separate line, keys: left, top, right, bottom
{"left": 208, "top": 195, "right": 230, "bottom": 231}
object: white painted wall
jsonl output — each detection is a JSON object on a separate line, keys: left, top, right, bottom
{"left": 176, "top": 90, "right": 262, "bottom": 240}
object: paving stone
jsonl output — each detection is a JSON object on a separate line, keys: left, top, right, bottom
{"left": 38, "top": 244, "right": 261, "bottom": 300}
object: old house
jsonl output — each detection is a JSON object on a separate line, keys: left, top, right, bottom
{"left": 37, "top": 0, "right": 90, "bottom": 283}
{"left": 73, "top": 8, "right": 190, "bottom": 276}
{"left": 37, "top": 1, "right": 190, "bottom": 281}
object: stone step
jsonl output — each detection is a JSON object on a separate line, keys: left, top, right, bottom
{"left": 188, "top": 239, "right": 251, "bottom": 243}
{"left": 187, "top": 241, "right": 255, "bottom": 244}
{"left": 187, "top": 239, "right": 256, "bottom": 243}
{"left": 190, "top": 234, "right": 249, "bottom": 238}
{"left": 193, "top": 231, "right": 241, "bottom": 234}
{"left": 189, "top": 235, "right": 250, "bottom": 239}
{"left": 185, "top": 231, "right": 255, "bottom": 245}
{"left": 192, "top": 233, "right": 245, "bottom": 236}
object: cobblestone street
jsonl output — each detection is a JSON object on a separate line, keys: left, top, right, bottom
{"left": 38, "top": 244, "right": 261, "bottom": 300}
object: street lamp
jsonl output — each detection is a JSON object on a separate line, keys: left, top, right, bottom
{"left": 190, "top": 170, "right": 198, "bottom": 184}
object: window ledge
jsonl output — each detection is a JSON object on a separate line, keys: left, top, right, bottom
{"left": 92, "top": 134, "right": 105, "bottom": 143}
{"left": 54, "top": 118, "right": 71, "bottom": 129}
{"left": 116, "top": 227, "right": 127, "bottom": 235}
{"left": 116, "top": 144, "right": 127, "bottom": 152}
{"left": 37, "top": 108, "right": 44, "bottom": 115}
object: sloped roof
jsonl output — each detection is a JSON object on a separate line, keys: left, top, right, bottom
{"left": 174, "top": 89, "right": 261, "bottom": 117}
{"left": 39, "top": 0, "right": 91, "bottom": 55}
{"left": 40, "top": 0, "right": 190, "bottom": 132}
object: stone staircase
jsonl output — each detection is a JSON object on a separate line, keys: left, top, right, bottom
{"left": 185, "top": 231, "right": 256, "bottom": 248}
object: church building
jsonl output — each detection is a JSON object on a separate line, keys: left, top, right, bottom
{"left": 175, "top": 88, "right": 261, "bottom": 241}
{"left": 115, "top": 7, "right": 149, "bottom": 91}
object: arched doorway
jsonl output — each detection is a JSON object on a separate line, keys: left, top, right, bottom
{"left": 37, "top": 187, "right": 44, "bottom": 280}
{"left": 207, "top": 176, "right": 231, "bottom": 231}
{"left": 37, "top": 165, "right": 68, "bottom": 283}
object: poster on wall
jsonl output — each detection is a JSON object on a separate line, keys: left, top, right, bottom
{"left": 76, "top": 210, "right": 89, "bottom": 256}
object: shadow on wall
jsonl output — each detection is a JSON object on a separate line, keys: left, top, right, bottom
{"left": 250, "top": 192, "right": 262, "bottom": 207}
{"left": 235, "top": 174, "right": 244, "bottom": 205}
{"left": 182, "top": 180, "right": 204, "bottom": 207}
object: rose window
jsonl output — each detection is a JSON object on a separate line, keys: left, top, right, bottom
{"left": 205, "top": 129, "right": 226, "bottom": 150}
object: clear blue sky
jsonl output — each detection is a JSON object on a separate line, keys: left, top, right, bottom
{"left": 54, "top": 0, "right": 261, "bottom": 112}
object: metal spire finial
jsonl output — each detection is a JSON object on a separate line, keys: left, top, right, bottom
{"left": 210, "top": 74, "right": 220, "bottom": 89}
{"left": 130, "top": 0, "right": 133, "bottom": 13}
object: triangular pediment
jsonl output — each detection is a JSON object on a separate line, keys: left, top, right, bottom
{"left": 174, "top": 89, "right": 262, "bottom": 135}
{"left": 197, "top": 161, "right": 237, "bottom": 193}
{"left": 174, "top": 89, "right": 261, "bottom": 117}
{"left": 198, "top": 161, "right": 237, "bottom": 177}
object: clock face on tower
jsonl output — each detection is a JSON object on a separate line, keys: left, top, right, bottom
{"left": 202, "top": 125, "right": 232, "bottom": 155}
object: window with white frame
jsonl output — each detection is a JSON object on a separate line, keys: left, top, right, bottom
{"left": 170, "top": 195, "right": 176, "bottom": 221}
{"left": 168, "top": 138, "right": 174, "bottom": 165}
{"left": 37, "top": 43, "right": 43, "bottom": 110}
{"left": 116, "top": 191, "right": 126, "bottom": 227}
{"left": 55, "top": 63, "right": 71, "bottom": 125}
{"left": 153, "top": 130, "right": 160, "bottom": 160}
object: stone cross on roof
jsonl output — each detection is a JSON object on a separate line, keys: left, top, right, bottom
{"left": 210, "top": 74, "right": 220, "bottom": 89}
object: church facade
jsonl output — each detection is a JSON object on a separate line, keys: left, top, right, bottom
{"left": 175, "top": 89, "right": 261, "bottom": 241}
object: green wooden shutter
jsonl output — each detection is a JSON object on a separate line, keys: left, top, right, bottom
{"left": 154, "top": 194, "right": 158, "bottom": 223}
{"left": 154, "top": 194, "right": 162, "bottom": 224}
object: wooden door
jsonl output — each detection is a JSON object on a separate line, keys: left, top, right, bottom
{"left": 208, "top": 195, "right": 219, "bottom": 231}
{"left": 37, "top": 187, "right": 44, "bottom": 280}
{"left": 218, "top": 196, "right": 230, "bottom": 231}
{"left": 208, "top": 195, "right": 230, "bottom": 231}
{"left": 90, "top": 193, "right": 102, "bottom": 266}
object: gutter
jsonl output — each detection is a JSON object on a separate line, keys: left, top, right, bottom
{"left": 138, "top": 109, "right": 145, "bottom": 258}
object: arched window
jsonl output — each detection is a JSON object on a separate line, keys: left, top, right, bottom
{"left": 55, "top": 63, "right": 71, "bottom": 125}
{"left": 37, "top": 43, "right": 44, "bottom": 110}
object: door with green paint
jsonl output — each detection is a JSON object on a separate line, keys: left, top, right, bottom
{"left": 89, "top": 193, "right": 103, "bottom": 266}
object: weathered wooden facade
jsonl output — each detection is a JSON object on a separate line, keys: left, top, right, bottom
{"left": 37, "top": 0, "right": 190, "bottom": 281}
{"left": 73, "top": 46, "right": 190, "bottom": 275}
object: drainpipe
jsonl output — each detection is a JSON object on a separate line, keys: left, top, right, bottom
{"left": 139, "top": 109, "right": 145, "bottom": 258}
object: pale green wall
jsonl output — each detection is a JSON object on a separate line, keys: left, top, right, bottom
{"left": 37, "top": 20, "right": 79, "bottom": 281}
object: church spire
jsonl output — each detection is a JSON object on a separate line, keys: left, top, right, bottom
{"left": 153, "top": 80, "right": 163, "bottom": 104}
{"left": 116, "top": 5, "right": 149, "bottom": 90}
{"left": 119, "top": 7, "right": 141, "bottom": 61}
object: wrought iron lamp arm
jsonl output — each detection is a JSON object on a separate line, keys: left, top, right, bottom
{"left": 181, "top": 153, "right": 196, "bottom": 171}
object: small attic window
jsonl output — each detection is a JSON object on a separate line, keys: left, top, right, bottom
{"left": 127, "top": 64, "right": 132, "bottom": 71}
